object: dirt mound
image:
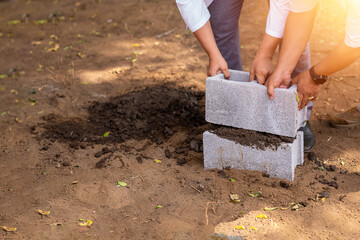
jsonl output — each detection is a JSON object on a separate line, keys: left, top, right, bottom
{"left": 211, "top": 126, "right": 295, "bottom": 151}
{"left": 36, "top": 84, "right": 206, "bottom": 149}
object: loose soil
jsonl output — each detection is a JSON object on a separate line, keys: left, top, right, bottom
{"left": 0, "top": 0, "right": 359, "bottom": 240}
{"left": 211, "top": 127, "right": 295, "bottom": 151}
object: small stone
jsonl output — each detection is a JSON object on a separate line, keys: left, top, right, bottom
{"left": 319, "top": 191, "right": 330, "bottom": 198}
{"left": 307, "top": 152, "right": 316, "bottom": 161}
{"left": 136, "top": 156, "right": 142, "bottom": 164}
{"left": 190, "top": 139, "right": 200, "bottom": 152}
{"left": 279, "top": 180, "right": 290, "bottom": 189}
{"left": 164, "top": 149, "right": 171, "bottom": 158}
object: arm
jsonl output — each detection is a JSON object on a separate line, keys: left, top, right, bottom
{"left": 250, "top": 0, "right": 288, "bottom": 84}
{"left": 291, "top": 0, "right": 360, "bottom": 109}
{"left": 193, "top": 21, "right": 230, "bottom": 78}
{"left": 265, "top": 6, "right": 318, "bottom": 99}
{"left": 249, "top": 34, "right": 280, "bottom": 84}
{"left": 292, "top": 41, "right": 360, "bottom": 109}
{"left": 176, "top": 0, "right": 229, "bottom": 78}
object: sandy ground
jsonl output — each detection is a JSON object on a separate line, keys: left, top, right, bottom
{"left": 0, "top": 0, "right": 359, "bottom": 239}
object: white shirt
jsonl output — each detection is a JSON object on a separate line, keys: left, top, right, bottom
{"left": 176, "top": 0, "right": 213, "bottom": 32}
{"left": 266, "top": 0, "right": 360, "bottom": 48}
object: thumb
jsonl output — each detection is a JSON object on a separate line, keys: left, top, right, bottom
{"left": 249, "top": 67, "right": 255, "bottom": 82}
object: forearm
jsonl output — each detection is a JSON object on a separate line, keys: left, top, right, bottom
{"left": 276, "top": 7, "right": 317, "bottom": 75}
{"left": 314, "top": 42, "right": 360, "bottom": 76}
{"left": 193, "top": 20, "right": 221, "bottom": 58}
{"left": 256, "top": 33, "right": 280, "bottom": 59}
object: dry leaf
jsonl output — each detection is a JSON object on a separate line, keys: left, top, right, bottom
{"left": 78, "top": 219, "right": 92, "bottom": 227}
{"left": 234, "top": 225, "right": 245, "bottom": 230}
{"left": 38, "top": 209, "right": 51, "bottom": 216}
{"left": 229, "top": 194, "right": 240, "bottom": 203}
{"left": 1, "top": 226, "right": 17, "bottom": 232}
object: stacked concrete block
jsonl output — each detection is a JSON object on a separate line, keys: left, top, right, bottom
{"left": 203, "top": 131, "right": 303, "bottom": 181}
{"left": 206, "top": 69, "right": 307, "bottom": 138}
{"left": 203, "top": 70, "right": 305, "bottom": 181}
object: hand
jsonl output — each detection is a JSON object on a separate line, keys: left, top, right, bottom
{"left": 208, "top": 53, "right": 230, "bottom": 79}
{"left": 249, "top": 56, "right": 274, "bottom": 84}
{"left": 265, "top": 70, "right": 292, "bottom": 99}
{"left": 291, "top": 70, "right": 321, "bottom": 110}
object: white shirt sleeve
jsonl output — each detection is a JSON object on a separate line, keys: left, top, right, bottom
{"left": 289, "top": 0, "right": 319, "bottom": 13}
{"left": 266, "top": 0, "right": 290, "bottom": 38}
{"left": 176, "top": 0, "right": 211, "bottom": 32}
{"left": 344, "top": 0, "right": 360, "bottom": 48}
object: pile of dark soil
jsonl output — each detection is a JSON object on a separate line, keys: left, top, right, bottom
{"left": 36, "top": 84, "right": 206, "bottom": 148}
{"left": 211, "top": 126, "right": 295, "bottom": 150}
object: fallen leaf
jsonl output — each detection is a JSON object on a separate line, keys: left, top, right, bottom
{"left": 175, "top": 34, "right": 180, "bottom": 38}
{"left": 0, "top": 74, "right": 7, "bottom": 79}
{"left": 103, "top": 131, "right": 110, "bottom": 137}
{"left": 78, "top": 219, "right": 92, "bottom": 227}
{"left": 77, "top": 52, "right": 86, "bottom": 58}
{"left": 34, "top": 19, "right": 48, "bottom": 25}
{"left": 1, "top": 110, "right": 10, "bottom": 116}
{"left": 38, "top": 209, "right": 51, "bottom": 216}
{"left": 1, "top": 226, "right": 17, "bottom": 232}
{"left": 247, "top": 191, "right": 262, "bottom": 198}
{"left": 8, "top": 20, "right": 21, "bottom": 25}
{"left": 50, "top": 34, "right": 58, "bottom": 40}
{"left": 340, "top": 161, "right": 345, "bottom": 166}
{"left": 256, "top": 214, "right": 267, "bottom": 219}
{"left": 156, "top": 205, "right": 163, "bottom": 209}
{"left": 295, "top": 92, "right": 300, "bottom": 102}
{"left": 63, "top": 45, "right": 72, "bottom": 51}
{"left": 10, "top": 89, "right": 18, "bottom": 94}
{"left": 154, "top": 159, "right": 162, "bottom": 164}
{"left": 72, "top": 181, "right": 79, "bottom": 184}
{"left": 37, "top": 64, "right": 43, "bottom": 72}
{"left": 117, "top": 181, "right": 127, "bottom": 187}
{"left": 132, "top": 58, "right": 137, "bottom": 63}
{"left": 31, "top": 41, "right": 42, "bottom": 45}
{"left": 48, "top": 44, "right": 60, "bottom": 52}
{"left": 15, "top": 117, "right": 22, "bottom": 123}
{"left": 229, "top": 194, "right": 240, "bottom": 203}
{"left": 234, "top": 225, "right": 245, "bottom": 230}
{"left": 250, "top": 226, "right": 257, "bottom": 231}
{"left": 264, "top": 207, "right": 278, "bottom": 211}
{"left": 228, "top": 178, "right": 236, "bottom": 183}
{"left": 132, "top": 43, "right": 140, "bottom": 47}
{"left": 80, "top": 81, "right": 89, "bottom": 85}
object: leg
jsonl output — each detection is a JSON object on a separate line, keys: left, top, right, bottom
{"left": 208, "top": 0, "right": 244, "bottom": 70}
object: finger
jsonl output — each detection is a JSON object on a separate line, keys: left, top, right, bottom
{"left": 291, "top": 77, "right": 298, "bottom": 86}
{"left": 208, "top": 68, "right": 216, "bottom": 77}
{"left": 257, "top": 74, "right": 265, "bottom": 85}
{"left": 267, "top": 84, "right": 275, "bottom": 100}
{"left": 249, "top": 68, "right": 255, "bottom": 82}
{"left": 222, "top": 67, "right": 230, "bottom": 80}
{"left": 300, "top": 98, "right": 309, "bottom": 110}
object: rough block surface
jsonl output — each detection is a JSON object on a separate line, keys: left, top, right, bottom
{"left": 203, "top": 130, "right": 304, "bottom": 181}
{"left": 206, "top": 70, "right": 307, "bottom": 138}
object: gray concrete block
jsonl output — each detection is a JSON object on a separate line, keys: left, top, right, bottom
{"left": 203, "top": 130, "right": 304, "bottom": 181}
{"left": 206, "top": 70, "right": 307, "bottom": 138}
